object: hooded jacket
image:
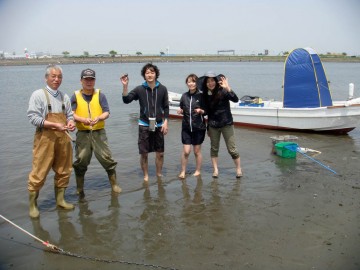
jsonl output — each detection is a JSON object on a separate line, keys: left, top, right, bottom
{"left": 123, "top": 81, "right": 169, "bottom": 126}
{"left": 180, "top": 89, "right": 206, "bottom": 132}
{"left": 204, "top": 88, "right": 239, "bottom": 128}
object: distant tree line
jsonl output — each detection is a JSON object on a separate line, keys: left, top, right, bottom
{"left": 58, "top": 50, "right": 354, "bottom": 58}
{"left": 59, "top": 50, "right": 170, "bottom": 58}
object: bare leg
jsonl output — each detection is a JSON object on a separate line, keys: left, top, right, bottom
{"left": 155, "top": 151, "right": 164, "bottom": 177}
{"left": 234, "top": 157, "right": 242, "bottom": 177}
{"left": 140, "top": 153, "right": 149, "bottom": 181}
{"left": 179, "top": 145, "right": 191, "bottom": 179}
{"left": 193, "top": 145, "right": 202, "bottom": 176}
{"left": 211, "top": 157, "right": 219, "bottom": 177}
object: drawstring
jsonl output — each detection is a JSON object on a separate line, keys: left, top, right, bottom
{"left": 146, "top": 87, "right": 158, "bottom": 125}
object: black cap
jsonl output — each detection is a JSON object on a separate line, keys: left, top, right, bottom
{"left": 81, "top": 68, "right": 96, "bottom": 79}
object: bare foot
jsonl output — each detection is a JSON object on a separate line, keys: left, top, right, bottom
{"left": 111, "top": 184, "right": 122, "bottom": 193}
{"left": 236, "top": 168, "right": 243, "bottom": 178}
{"left": 193, "top": 171, "right": 201, "bottom": 177}
{"left": 144, "top": 175, "right": 149, "bottom": 181}
{"left": 178, "top": 172, "right": 185, "bottom": 179}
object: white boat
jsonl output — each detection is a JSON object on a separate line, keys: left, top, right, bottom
{"left": 168, "top": 48, "right": 360, "bottom": 134}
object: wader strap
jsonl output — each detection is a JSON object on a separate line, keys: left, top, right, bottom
{"left": 42, "top": 89, "right": 65, "bottom": 113}
{"left": 43, "top": 89, "right": 52, "bottom": 112}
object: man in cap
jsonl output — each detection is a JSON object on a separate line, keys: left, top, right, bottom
{"left": 27, "top": 64, "right": 75, "bottom": 218}
{"left": 70, "top": 68, "right": 122, "bottom": 198}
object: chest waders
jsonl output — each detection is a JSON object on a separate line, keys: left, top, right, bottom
{"left": 28, "top": 89, "right": 74, "bottom": 218}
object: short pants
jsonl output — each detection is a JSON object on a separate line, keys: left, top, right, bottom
{"left": 138, "top": 125, "right": 164, "bottom": 154}
{"left": 181, "top": 128, "right": 206, "bottom": 145}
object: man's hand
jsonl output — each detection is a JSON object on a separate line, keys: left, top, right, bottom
{"left": 120, "top": 73, "right": 129, "bottom": 85}
{"left": 161, "top": 120, "right": 168, "bottom": 135}
{"left": 66, "top": 120, "right": 76, "bottom": 132}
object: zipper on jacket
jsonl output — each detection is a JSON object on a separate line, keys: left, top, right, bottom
{"left": 190, "top": 95, "right": 193, "bottom": 132}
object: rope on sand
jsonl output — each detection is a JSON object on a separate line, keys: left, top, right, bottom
{"left": 0, "top": 214, "right": 178, "bottom": 270}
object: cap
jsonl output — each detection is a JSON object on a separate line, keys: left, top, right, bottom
{"left": 81, "top": 68, "right": 96, "bottom": 79}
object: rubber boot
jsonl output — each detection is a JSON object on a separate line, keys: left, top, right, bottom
{"left": 55, "top": 187, "right": 75, "bottom": 210}
{"left": 107, "top": 171, "right": 122, "bottom": 193}
{"left": 75, "top": 175, "right": 85, "bottom": 198}
{"left": 29, "top": 191, "right": 40, "bottom": 218}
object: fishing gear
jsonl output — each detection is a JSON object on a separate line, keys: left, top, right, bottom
{"left": 0, "top": 214, "right": 178, "bottom": 270}
{"left": 284, "top": 145, "right": 337, "bottom": 175}
{"left": 65, "top": 130, "right": 75, "bottom": 143}
{"left": 0, "top": 214, "right": 63, "bottom": 252}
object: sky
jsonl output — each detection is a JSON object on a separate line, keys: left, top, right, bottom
{"left": 1, "top": 0, "right": 360, "bottom": 56}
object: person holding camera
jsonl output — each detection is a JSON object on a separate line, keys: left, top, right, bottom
{"left": 121, "top": 63, "right": 169, "bottom": 182}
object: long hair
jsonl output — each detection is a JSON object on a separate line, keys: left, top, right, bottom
{"left": 203, "top": 76, "right": 221, "bottom": 110}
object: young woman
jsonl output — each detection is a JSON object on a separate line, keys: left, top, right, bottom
{"left": 177, "top": 74, "right": 206, "bottom": 179}
{"left": 201, "top": 71, "right": 243, "bottom": 178}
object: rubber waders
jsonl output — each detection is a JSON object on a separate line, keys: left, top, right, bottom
{"left": 108, "top": 172, "right": 122, "bottom": 193}
{"left": 55, "top": 187, "right": 74, "bottom": 210}
{"left": 29, "top": 191, "right": 40, "bottom": 218}
{"left": 76, "top": 175, "right": 85, "bottom": 198}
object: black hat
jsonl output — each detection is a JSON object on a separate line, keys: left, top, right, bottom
{"left": 81, "top": 68, "right": 96, "bottom": 79}
{"left": 197, "top": 71, "right": 225, "bottom": 92}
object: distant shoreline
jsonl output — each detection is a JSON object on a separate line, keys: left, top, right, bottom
{"left": 1, "top": 55, "right": 359, "bottom": 67}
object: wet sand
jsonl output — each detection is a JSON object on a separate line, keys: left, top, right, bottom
{"left": 0, "top": 123, "right": 359, "bottom": 270}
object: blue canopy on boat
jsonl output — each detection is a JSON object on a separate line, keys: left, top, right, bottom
{"left": 283, "top": 48, "right": 333, "bottom": 108}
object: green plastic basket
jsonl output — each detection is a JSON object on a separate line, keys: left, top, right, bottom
{"left": 275, "top": 142, "right": 298, "bottom": 158}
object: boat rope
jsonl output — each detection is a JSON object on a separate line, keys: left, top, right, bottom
{"left": 0, "top": 214, "right": 178, "bottom": 270}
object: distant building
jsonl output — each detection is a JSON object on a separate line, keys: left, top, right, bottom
{"left": 217, "top": 50, "right": 235, "bottom": 55}
{"left": 0, "top": 48, "right": 54, "bottom": 59}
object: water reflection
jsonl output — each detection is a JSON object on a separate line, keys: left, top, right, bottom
{"left": 76, "top": 194, "right": 121, "bottom": 258}
{"left": 78, "top": 200, "right": 99, "bottom": 247}
{"left": 274, "top": 157, "right": 298, "bottom": 175}
{"left": 30, "top": 218, "right": 52, "bottom": 245}
{"left": 57, "top": 210, "right": 79, "bottom": 250}
{"left": 30, "top": 211, "right": 79, "bottom": 251}
{"left": 181, "top": 176, "right": 204, "bottom": 205}
{"left": 140, "top": 178, "right": 173, "bottom": 260}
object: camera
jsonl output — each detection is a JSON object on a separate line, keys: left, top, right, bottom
{"left": 149, "top": 117, "right": 156, "bottom": 132}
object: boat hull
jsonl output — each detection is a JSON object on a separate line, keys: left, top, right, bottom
{"left": 168, "top": 93, "right": 360, "bottom": 134}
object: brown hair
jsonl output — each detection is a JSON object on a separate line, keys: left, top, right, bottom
{"left": 185, "top": 73, "right": 198, "bottom": 84}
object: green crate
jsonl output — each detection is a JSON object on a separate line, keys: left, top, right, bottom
{"left": 275, "top": 142, "right": 298, "bottom": 158}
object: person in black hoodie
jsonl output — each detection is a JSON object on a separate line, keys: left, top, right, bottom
{"left": 201, "top": 71, "right": 243, "bottom": 178}
{"left": 121, "top": 63, "right": 169, "bottom": 182}
{"left": 177, "top": 74, "right": 206, "bottom": 179}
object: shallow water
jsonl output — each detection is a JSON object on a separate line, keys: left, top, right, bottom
{"left": 0, "top": 62, "right": 359, "bottom": 269}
